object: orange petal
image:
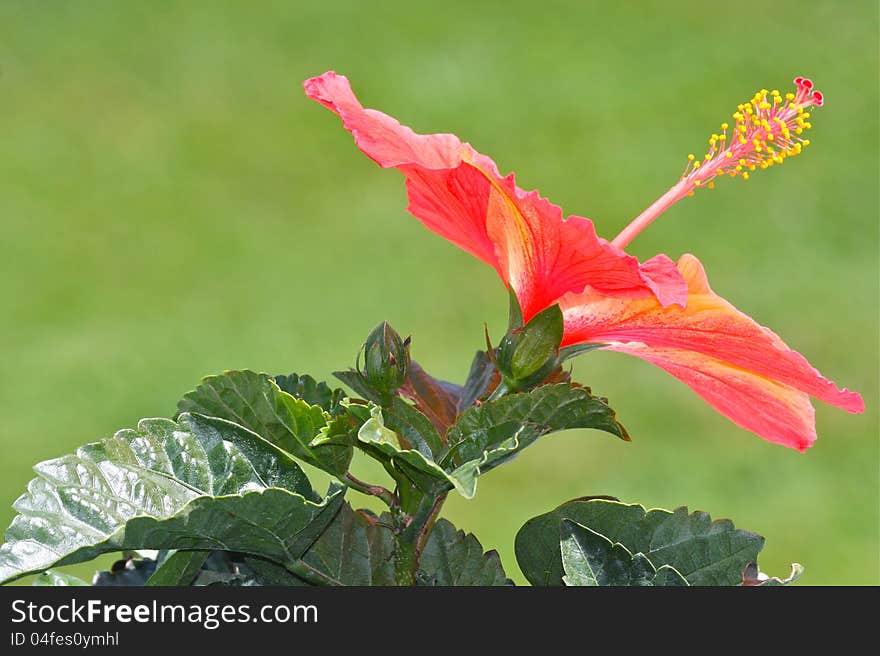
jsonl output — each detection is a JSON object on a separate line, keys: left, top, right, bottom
{"left": 560, "top": 254, "right": 864, "bottom": 449}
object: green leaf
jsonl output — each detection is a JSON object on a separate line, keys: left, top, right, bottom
{"left": 274, "top": 373, "right": 347, "bottom": 416}
{"left": 333, "top": 369, "right": 383, "bottom": 404}
{"left": 516, "top": 498, "right": 764, "bottom": 586}
{"left": 32, "top": 570, "right": 89, "bottom": 586}
{"left": 0, "top": 413, "right": 344, "bottom": 585}
{"left": 356, "top": 406, "right": 473, "bottom": 497}
{"left": 178, "top": 370, "right": 355, "bottom": 476}
{"left": 651, "top": 565, "right": 691, "bottom": 586}
{"left": 418, "top": 518, "right": 510, "bottom": 586}
{"left": 146, "top": 550, "right": 211, "bottom": 586}
{"left": 560, "top": 520, "right": 657, "bottom": 586}
{"left": 440, "top": 384, "right": 628, "bottom": 498}
{"left": 383, "top": 396, "right": 445, "bottom": 457}
{"left": 287, "top": 507, "right": 508, "bottom": 586}
{"left": 295, "top": 504, "right": 396, "bottom": 586}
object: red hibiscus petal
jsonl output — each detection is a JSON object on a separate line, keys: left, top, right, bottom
{"left": 560, "top": 253, "right": 864, "bottom": 449}
{"left": 304, "top": 71, "right": 687, "bottom": 320}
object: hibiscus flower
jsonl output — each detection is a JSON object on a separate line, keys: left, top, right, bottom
{"left": 304, "top": 71, "right": 864, "bottom": 451}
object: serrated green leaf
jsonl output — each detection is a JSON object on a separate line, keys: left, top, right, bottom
{"left": 516, "top": 499, "right": 763, "bottom": 586}
{"left": 32, "top": 570, "right": 89, "bottom": 586}
{"left": 384, "top": 396, "right": 445, "bottom": 457}
{"left": 560, "top": 520, "right": 655, "bottom": 586}
{"left": 274, "top": 373, "right": 347, "bottom": 416}
{"left": 146, "top": 550, "right": 210, "bottom": 586}
{"left": 294, "top": 504, "right": 395, "bottom": 586}
{"left": 178, "top": 370, "right": 355, "bottom": 476}
{"left": 333, "top": 369, "right": 383, "bottom": 403}
{"left": 0, "top": 413, "right": 343, "bottom": 585}
{"left": 418, "top": 518, "right": 509, "bottom": 586}
{"left": 652, "top": 564, "right": 690, "bottom": 586}
{"left": 356, "top": 406, "right": 475, "bottom": 498}
{"left": 439, "top": 384, "right": 627, "bottom": 498}
{"left": 287, "top": 507, "right": 508, "bottom": 586}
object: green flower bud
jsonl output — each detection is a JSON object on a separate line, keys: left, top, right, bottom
{"left": 362, "top": 321, "right": 410, "bottom": 394}
{"left": 497, "top": 303, "right": 564, "bottom": 388}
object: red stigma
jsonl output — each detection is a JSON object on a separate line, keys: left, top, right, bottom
{"left": 812, "top": 91, "right": 824, "bottom": 106}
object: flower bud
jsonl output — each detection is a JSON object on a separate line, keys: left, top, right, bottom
{"left": 362, "top": 321, "right": 410, "bottom": 394}
{"left": 497, "top": 303, "right": 564, "bottom": 388}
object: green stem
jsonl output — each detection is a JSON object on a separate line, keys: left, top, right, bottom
{"left": 342, "top": 472, "right": 396, "bottom": 507}
{"left": 393, "top": 491, "right": 447, "bottom": 585}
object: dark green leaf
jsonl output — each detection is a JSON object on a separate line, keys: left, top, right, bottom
{"left": 560, "top": 520, "right": 655, "bottom": 586}
{"left": 652, "top": 565, "right": 691, "bottom": 586}
{"left": 383, "top": 396, "right": 445, "bottom": 457}
{"left": 418, "top": 518, "right": 509, "bottom": 586}
{"left": 146, "top": 550, "right": 210, "bottom": 586}
{"left": 294, "top": 504, "right": 396, "bottom": 586}
{"left": 440, "top": 384, "right": 628, "bottom": 498}
{"left": 516, "top": 499, "right": 763, "bottom": 586}
{"left": 274, "top": 373, "right": 347, "bottom": 416}
{"left": 178, "top": 370, "right": 354, "bottom": 476}
{"left": 0, "top": 413, "right": 343, "bottom": 584}
{"left": 333, "top": 369, "right": 383, "bottom": 404}
{"left": 356, "top": 406, "right": 471, "bottom": 497}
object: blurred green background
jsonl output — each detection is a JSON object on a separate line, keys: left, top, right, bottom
{"left": 1, "top": 0, "right": 877, "bottom": 585}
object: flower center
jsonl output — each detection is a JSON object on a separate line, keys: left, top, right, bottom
{"left": 611, "top": 77, "right": 823, "bottom": 250}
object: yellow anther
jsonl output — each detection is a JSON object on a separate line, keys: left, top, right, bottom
{"left": 735, "top": 165, "right": 743, "bottom": 171}
{"left": 694, "top": 179, "right": 701, "bottom": 186}
{"left": 707, "top": 181, "right": 715, "bottom": 189}
{"left": 688, "top": 153, "right": 695, "bottom": 160}
{"left": 786, "top": 93, "right": 795, "bottom": 101}
{"left": 693, "top": 160, "right": 700, "bottom": 168}
{"left": 725, "top": 152, "right": 733, "bottom": 158}
{"left": 721, "top": 122, "right": 729, "bottom": 130}
{"left": 742, "top": 172, "right": 750, "bottom": 180}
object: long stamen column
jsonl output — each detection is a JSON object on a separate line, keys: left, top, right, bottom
{"left": 612, "top": 77, "right": 824, "bottom": 250}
